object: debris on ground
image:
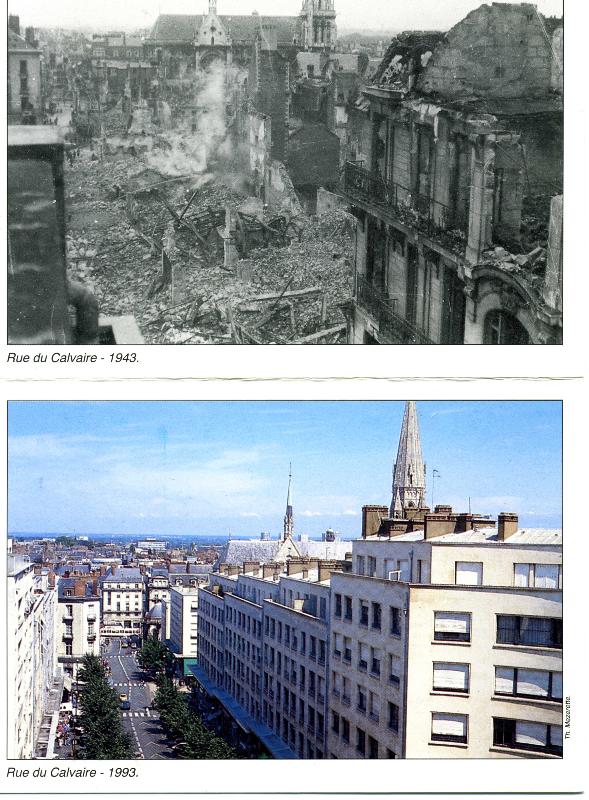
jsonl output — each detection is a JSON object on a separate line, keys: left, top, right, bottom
{"left": 65, "top": 146, "right": 354, "bottom": 344}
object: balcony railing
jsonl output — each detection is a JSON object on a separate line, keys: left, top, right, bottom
{"left": 355, "top": 274, "right": 434, "bottom": 345}
{"left": 342, "top": 161, "right": 468, "bottom": 253}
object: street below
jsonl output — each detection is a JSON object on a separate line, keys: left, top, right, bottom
{"left": 103, "top": 638, "right": 175, "bottom": 759}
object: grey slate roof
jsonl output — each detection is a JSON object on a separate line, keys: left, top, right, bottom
{"left": 217, "top": 540, "right": 282, "bottom": 566}
{"left": 149, "top": 14, "right": 301, "bottom": 45}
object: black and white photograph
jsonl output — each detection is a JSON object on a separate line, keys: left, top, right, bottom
{"left": 7, "top": 0, "right": 563, "bottom": 345}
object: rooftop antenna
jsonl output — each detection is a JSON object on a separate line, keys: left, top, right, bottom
{"left": 431, "top": 469, "right": 440, "bottom": 510}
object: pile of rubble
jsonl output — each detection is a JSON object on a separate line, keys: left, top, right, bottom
{"left": 64, "top": 147, "right": 354, "bottom": 344}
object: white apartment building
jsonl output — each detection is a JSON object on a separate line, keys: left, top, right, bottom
{"left": 100, "top": 567, "right": 145, "bottom": 637}
{"left": 167, "top": 582, "right": 206, "bottom": 672}
{"left": 195, "top": 559, "right": 342, "bottom": 759}
{"left": 327, "top": 514, "right": 562, "bottom": 759}
{"left": 56, "top": 577, "right": 101, "bottom": 680}
{"left": 7, "top": 555, "right": 60, "bottom": 759}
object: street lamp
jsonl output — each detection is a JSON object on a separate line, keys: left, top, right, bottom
{"left": 431, "top": 469, "right": 441, "bottom": 510}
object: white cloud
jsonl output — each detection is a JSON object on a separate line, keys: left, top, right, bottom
{"left": 239, "top": 512, "right": 261, "bottom": 518}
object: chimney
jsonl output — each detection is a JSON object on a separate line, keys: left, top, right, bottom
{"left": 25, "top": 27, "right": 36, "bottom": 47}
{"left": 226, "top": 564, "right": 241, "bottom": 577}
{"left": 434, "top": 504, "right": 452, "bottom": 514}
{"left": 243, "top": 561, "right": 261, "bottom": 576}
{"left": 318, "top": 560, "right": 341, "bottom": 582}
{"left": 424, "top": 513, "right": 456, "bottom": 540}
{"left": 286, "top": 558, "right": 309, "bottom": 577}
{"left": 74, "top": 578, "right": 87, "bottom": 597}
{"left": 362, "top": 505, "right": 388, "bottom": 538}
{"left": 262, "top": 562, "right": 282, "bottom": 579}
{"left": 455, "top": 513, "right": 474, "bottom": 533}
{"left": 9, "top": 15, "right": 20, "bottom": 35}
{"left": 498, "top": 513, "right": 519, "bottom": 541}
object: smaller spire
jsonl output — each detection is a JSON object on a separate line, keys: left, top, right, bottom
{"left": 283, "top": 464, "right": 294, "bottom": 540}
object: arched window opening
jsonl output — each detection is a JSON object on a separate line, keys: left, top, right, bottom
{"left": 484, "top": 309, "right": 530, "bottom": 344}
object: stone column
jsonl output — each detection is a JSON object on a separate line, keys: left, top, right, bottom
{"left": 466, "top": 135, "right": 495, "bottom": 266}
{"left": 542, "top": 194, "right": 563, "bottom": 312}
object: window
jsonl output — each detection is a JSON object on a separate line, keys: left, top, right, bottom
{"left": 496, "top": 615, "right": 562, "bottom": 648}
{"left": 455, "top": 561, "right": 483, "bottom": 586}
{"left": 356, "top": 556, "right": 365, "bottom": 575}
{"left": 334, "top": 594, "right": 342, "bottom": 617}
{"left": 431, "top": 713, "right": 467, "bottom": 744}
{"left": 356, "top": 727, "right": 366, "bottom": 756}
{"left": 388, "top": 702, "right": 399, "bottom": 732}
{"left": 433, "top": 662, "right": 469, "bottom": 693}
{"left": 434, "top": 611, "right": 471, "bottom": 642}
{"left": 495, "top": 667, "right": 562, "bottom": 700}
{"left": 390, "top": 606, "right": 402, "bottom": 636}
{"left": 333, "top": 632, "right": 342, "bottom": 657}
{"left": 358, "top": 642, "right": 368, "bottom": 671}
{"left": 331, "top": 711, "right": 340, "bottom": 734}
{"left": 493, "top": 718, "right": 562, "bottom": 756}
{"left": 367, "top": 556, "right": 377, "bottom": 577}
{"left": 514, "top": 563, "right": 561, "bottom": 589}
{"left": 357, "top": 684, "right": 367, "bottom": 712}
{"left": 370, "top": 647, "right": 381, "bottom": 677}
{"left": 342, "top": 717, "right": 350, "bottom": 743}
{"left": 343, "top": 637, "right": 352, "bottom": 662}
{"left": 360, "top": 601, "right": 369, "bottom": 626}
{"left": 388, "top": 653, "right": 401, "bottom": 685}
{"left": 368, "top": 736, "right": 379, "bottom": 759}
{"left": 344, "top": 596, "right": 353, "bottom": 621}
{"left": 484, "top": 310, "right": 530, "bottom": 345}
{"left": 371, "top": 602, "right": 382, "bottom": 630}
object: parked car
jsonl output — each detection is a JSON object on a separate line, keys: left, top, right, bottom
{"left": 119, "top": 693, "right": 128, "bottom": 702}
{"left": 120, "top": 700, "right": 131, "bottom": 711}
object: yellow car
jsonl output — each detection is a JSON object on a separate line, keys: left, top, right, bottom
{"left": 119, "top": 693, "right": 128, "bottom": 702}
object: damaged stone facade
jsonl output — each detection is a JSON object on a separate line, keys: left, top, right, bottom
{"left": 341, "top": 4, "right": 563, "bottom": 345}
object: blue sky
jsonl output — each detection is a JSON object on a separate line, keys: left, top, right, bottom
{"left": 8, "top": 401, "right": 562, "bottom": 538}
{"left": 11, "top": 0, "right": 563, "bottom": 36}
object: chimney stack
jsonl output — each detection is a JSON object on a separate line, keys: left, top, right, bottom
{"left": 74, "top": 578, "right": 87, "bottom": 597}
{"left": 9, "top": 15, "right": 20, "bottom": 35}
{"left": 362, "top": 505, "right": 388, "bottom": 538}
{"left": 260, "top": 22, "right": 278, "bottom": 51}
{"left": 498, "top": 513, "right": 519, "bottom": 541}
{"left": 25, "top": 27, "right": 36, "bottom": 47}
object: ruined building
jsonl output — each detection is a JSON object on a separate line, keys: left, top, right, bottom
{"left": 341, "top": 4, "right": 563, "bottom": 345}
{"left": 7, "top": 16, "right": 44, "bottom": 124}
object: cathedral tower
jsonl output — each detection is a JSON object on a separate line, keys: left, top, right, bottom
{"left": 300, "top": 0, "right": 337, "bottom": 51}
{"left": 390, "top": 401, "right": 427, "bottom": 518}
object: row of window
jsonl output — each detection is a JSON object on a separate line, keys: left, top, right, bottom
{"left": 433, "top": 612, "right": 562, "bottom": 649}
{"left": 334, "top": 595, "right": 402, "bottom": 635}
{"left": 428, "top": 714, "right": 562, "bottom": 755}
{"left": 350, "top": 558, "right": 561, "bottom": 588}
{"left": 264, "top": 618, "right": 327, "bottom": 661}
{"left": 331, "top": 708, "right": 399, "bottom": 758}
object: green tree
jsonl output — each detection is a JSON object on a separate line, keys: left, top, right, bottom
{"left": 138, "top": 637, "right": 174, "bottom": 679}
{"left": 75, "top": 655, "right": 134, "bottom": 760}
{"left": 154, "top": 677, "right": 237, "bottom": 759}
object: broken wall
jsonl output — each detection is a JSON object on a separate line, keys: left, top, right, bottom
{"left": 419, "top": 4, "right": 554, "bottom": 99}
{"left": 266, "top": 160, "right": 302, "bottom": 213}
{"left": 249, "top": 42, "right": 290, "bottom": 162}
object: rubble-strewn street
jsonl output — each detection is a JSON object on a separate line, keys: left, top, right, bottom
{"left": 65, "top": 145, "right": 354, "bottom": 343}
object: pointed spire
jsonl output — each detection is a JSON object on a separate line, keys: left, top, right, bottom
{"left": 283, "top": 464, "right": 294, "bottom": 540}
{"left": 390, "top": 401, "right": 426, "bottom": 518}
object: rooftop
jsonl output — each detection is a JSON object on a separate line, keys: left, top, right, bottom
{"left": 367, "top": 527, "right": 562, "bottom": 545}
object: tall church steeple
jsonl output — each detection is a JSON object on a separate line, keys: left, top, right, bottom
{"left": 209, "top": 0, "right": 217, "bottom": 13}
{"left": 283, "top": 464, "right": 294, "bottom": 540}
{"left": 390, "top": 401, "right": 426, "bottom": 518}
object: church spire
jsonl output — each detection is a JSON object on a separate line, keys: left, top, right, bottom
{"left": 390, "top": 401, "right": 426, "bottom": 518}
{"left": 283, "top": 464, "right": 294, "bottom": 540}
